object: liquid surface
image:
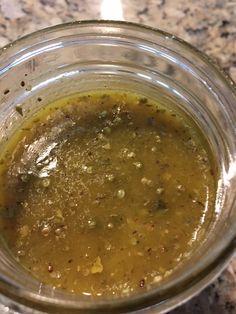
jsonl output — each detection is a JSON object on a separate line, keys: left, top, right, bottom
{"left": 0, "top": 91, "right": 216, "bottom": 297}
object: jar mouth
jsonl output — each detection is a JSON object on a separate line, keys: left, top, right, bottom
{"left": 0, "top": 20, "right": 236, "bottom": 313}
{"left": 1, "top": 19, "right": 236, "bottom": 91}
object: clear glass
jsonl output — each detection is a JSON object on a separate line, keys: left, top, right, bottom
{"left": 0, "top": 21, "right": 235, "bottom": 314}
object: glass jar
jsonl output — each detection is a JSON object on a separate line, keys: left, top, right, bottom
{"left": 0, "top": 21, "right": 235, "bottom": 314}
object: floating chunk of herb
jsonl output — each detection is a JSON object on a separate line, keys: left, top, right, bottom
{"left": 139, "top": 97, "right": 148, "bottom": 104}
{"left": 91, "top": 256, "right": 103, "bottom": 274}
{"left": 152, "top": 199, "right": 168, "bottom": 212}
{"left": 15, "top": 104, "right": 23, "bottom": 116}
{"left": 117, "top": 189, "right": 125, "bottom": 199}
{"left": 139, "top": 279, "right": 145, "bottom": 287}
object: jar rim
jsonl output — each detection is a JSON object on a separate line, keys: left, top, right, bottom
{"left": 1, "top": 20, "right": 236, "bottom": 92}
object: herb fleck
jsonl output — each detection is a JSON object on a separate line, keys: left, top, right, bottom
{"left": 139, "top": 279, "right": 145, "bottom": 287}
{"left": 15, "top": 104, "right": 23, "bottom": 116}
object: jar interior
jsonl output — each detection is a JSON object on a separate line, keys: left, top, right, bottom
{"left": 0, "top": 22, "right": 235, "bottom": 313}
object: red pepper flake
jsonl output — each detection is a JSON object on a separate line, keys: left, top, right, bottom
{"left": 48, "top": 263, "right": 53, "bottom": 273}
{"left": 139, "top": 279, "right": 145, "bottom": 288}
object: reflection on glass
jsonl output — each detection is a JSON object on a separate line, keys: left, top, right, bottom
{"left": 101, "top": 0, "right": 124, "bottom": 20}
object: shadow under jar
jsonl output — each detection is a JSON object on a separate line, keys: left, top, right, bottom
{"left": 0, "top": 21, "right": 235, "bottom": 314}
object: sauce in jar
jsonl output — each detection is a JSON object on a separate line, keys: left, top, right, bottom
{"left": 0, "top": 91, "right": 216, "bottom": 297}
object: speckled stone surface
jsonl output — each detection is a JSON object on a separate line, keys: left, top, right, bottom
{"left": 0, "top": 1, "right": 235, "bottom": 313}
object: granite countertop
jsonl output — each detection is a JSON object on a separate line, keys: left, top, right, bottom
{"left": 0, "top": 0, "right": 235, "bottom": 313}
